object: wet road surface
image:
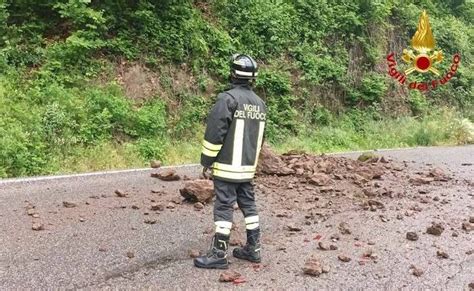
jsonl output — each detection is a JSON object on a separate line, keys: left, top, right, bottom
{"left": 0, "top": 146, "right": 472, "bottom": 289}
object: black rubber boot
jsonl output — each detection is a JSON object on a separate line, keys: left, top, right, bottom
{"left": 194, "top": 233, "right": 229, "bottom": 269}
{"left": 233, "top": 228, "right": 261, "bottom": 263}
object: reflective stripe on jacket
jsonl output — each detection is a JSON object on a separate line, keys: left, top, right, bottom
{"left": 201, "top": 83, "right": 266, "bottom": 183}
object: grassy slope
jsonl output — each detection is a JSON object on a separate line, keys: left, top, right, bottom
{"left": 55, "top": 108, "right": 473, "bottom": 173}
{"left": 0, "top": 1, "right": 472, "bottom": 177}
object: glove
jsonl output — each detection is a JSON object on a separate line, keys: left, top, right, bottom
{"left": 202, "top": 167, "right": 211, "bottom": 179}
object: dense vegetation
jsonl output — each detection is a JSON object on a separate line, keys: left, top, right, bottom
{"left": 1, "top": 0, "right": 473, "bottom": 178}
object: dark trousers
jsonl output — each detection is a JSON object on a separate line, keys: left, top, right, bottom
{"left": 213, "top": 179, "right": 258, "bottom": 223}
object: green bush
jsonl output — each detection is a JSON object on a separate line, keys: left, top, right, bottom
{"left": 173, "top": 94, "right": 209, "bottom": 138}
{"left": 408, "top": 90, "right": 430, "bottom": 116}
{"left": 0, "top": 0, "right": 472, "bottom": 177}
{"left": 311, "top": 107, "right": 333, "bottom": 126}
{"left": 133, "top": 138, "right": 166, "bottom": 161}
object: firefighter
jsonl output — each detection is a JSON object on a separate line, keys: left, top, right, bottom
{"left": 194, "top": 54, "right": 267, "bottom": 269}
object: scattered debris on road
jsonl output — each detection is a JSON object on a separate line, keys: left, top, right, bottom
{"left": 426, "top": 222, "right": 445, "bottom": 236}
{"left": 338, "top": 222, "right": 351, "bottom": 235}
{"left": 114, "top": 189, "right": 128, "bottom": 198}
{"left": 406, "top": 232, "right": 419, "bottom": 241}
{"left": 410, "top": 265, "right": 424, "bottom": 277}
{"left": 180, "top": 180, "right": 214, "bottom": 203}
{"left": 286, "top": 224, "right": 302, "bottom": 232}
{"left": 62, "top": 201, "right": 77, "bottom": 208}
{"left": 150, "top": 203, "right": 164, "bottom": 211}
{"left": 144, "top": 218, "right": 157, "bottom": 224}
{"left": 303, "top": 256, "right": 330, "bottom": 276}
{"left": 462, "top": 222, "right": 473, "bottom": 232}
{"left": 338, "top": 255, "right": 351, "bottom": 262}
{"left": 219, "top": 270, "right": 241, "bottom": 282}
{"left": 151, "top": 169, "right": 181, "bottom": 181}
{"left": 194, "top": 202, "right": 204, "bottom": 210}
{"left": 189, "top": 249, "right": 200, "bottom": 258}
{"left": 436, "top": 250, "right": 449, "bottom": 259}
{"left": 31, "top": 222, "right": 44, "bottom": 231}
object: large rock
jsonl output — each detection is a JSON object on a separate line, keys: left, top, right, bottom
{"left": 180, "top": 180, "right": 214, "bottom": 203}
{"left": 257, "top": 144, "right": 294, "bottom": 176}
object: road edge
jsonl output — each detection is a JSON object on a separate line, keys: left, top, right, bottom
{"left": 2, "top": 145, "right": 470, "bottom": 185}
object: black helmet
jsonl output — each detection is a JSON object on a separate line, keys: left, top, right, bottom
{"left": 230, "top": 54, "right": 258, "bottom": 80}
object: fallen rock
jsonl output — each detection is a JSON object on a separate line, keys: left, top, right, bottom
{"left": 286, "top": 224, "right": 302, "bottom": 232}
{"left": 303, "top": 257, "right": 330, "bottom": 276}
{"left": 98, "top": 247, "right": 107, "bottom": 252}
{"left": 151, "top": 169, "right": 181, "bottom": 181}
{"left": 194, "top": 202, "right": 204, "bottom": 210}
{"left": 257, "top": 144, "right": 294, "bottom": 176}
{"left": 330, "top": 233, "right": 340, "bottom": 241}
{"left": 126, "top": 251, "right": 135, "bottom": 259}
{"left": 32, "top": 222, "right": 44, "bottom": 231}
{"left": 150, "top": 203, "right": 164, "bottom": 211}
{"left": 429, "top": 168, "right": 449, "bottom": 181}
{"left": 318, "top": 242, "right": 330, "bottom": 251}
{"left": 308, "top": 173, "right": 331, "bottom": 186}
{"left": 166, "top": 203, "right": 175, "bottom": 209}
{"left": 358, "top": 166, "right": 384, "bottom": 180}
{"left": 367, "top": 199, "right": 385, "bottom": 210}
{"left": 170, "top": 197, "right": 182, "bottom": 205}
{"left": 427, "top": 223, "right": 445, "bottom": 236}
{"left": 26, "top": 209, "right": 36, "bottom": 216}
{"left": 410, "top": 265, "right": 424, "bottom": 277}
{"left": 338, "top": 255, "right": 351, "bottom": 262}
{"left": 436, "top": 250, "right": 449, "bottom": 259}
{"left": 62, "top": 201, "right": 77, "bottom": 208}
{"left": 189, "top": 249, "right": 200, "bottom": 258}
{"left": 406, "top": 232, "right": 419, "bottom": 241}
{"left": 180, "top": 180, "right": 214, "bottom": 203}
{"left": 219, "top": 270, "right": 241, "bottom": 282}
{"left": 144, "top": 218, "right": 157, "bottom": 224}
{"left": 470, "top": 217, "right": 474, "bottom": 223}
{"left": 380, "top": 156, "right": 389, "bottom": 163}
{"left": 114, "top": 189, "right": 128, "bottom": 198}
{"left": 338, "top": 222, "right": 351, "bottom": 235}
{"left": 150, "top": 160, "right": 162, "bottom": 168}
{"left": 363, "top": 249, "right": 379, "bottom": 260}
{"left": 358, "top": 152, "right": 379, "bottom": 162}
{"left": 462, "top": 222, "right": 473, "bottom": 232}
{"left": 409, "top": 176, "right": 434, "bottom": 185}
{"left": 330, "top": 244, "right": 338, "bottom": 250}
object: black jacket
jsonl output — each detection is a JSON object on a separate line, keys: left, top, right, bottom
{"left": 201, "top": 83, "right": 267, "bottom": 182}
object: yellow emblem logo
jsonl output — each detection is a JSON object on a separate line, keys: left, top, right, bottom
{"left": 402, "top": 10, "right": 443, "bottom": 76}
{"left": 386, "top": 10, "right": 461, "bottom": 91}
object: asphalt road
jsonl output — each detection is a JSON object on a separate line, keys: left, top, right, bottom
{"left": 0, "top": 146, "right": 473, "bottom": 289}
